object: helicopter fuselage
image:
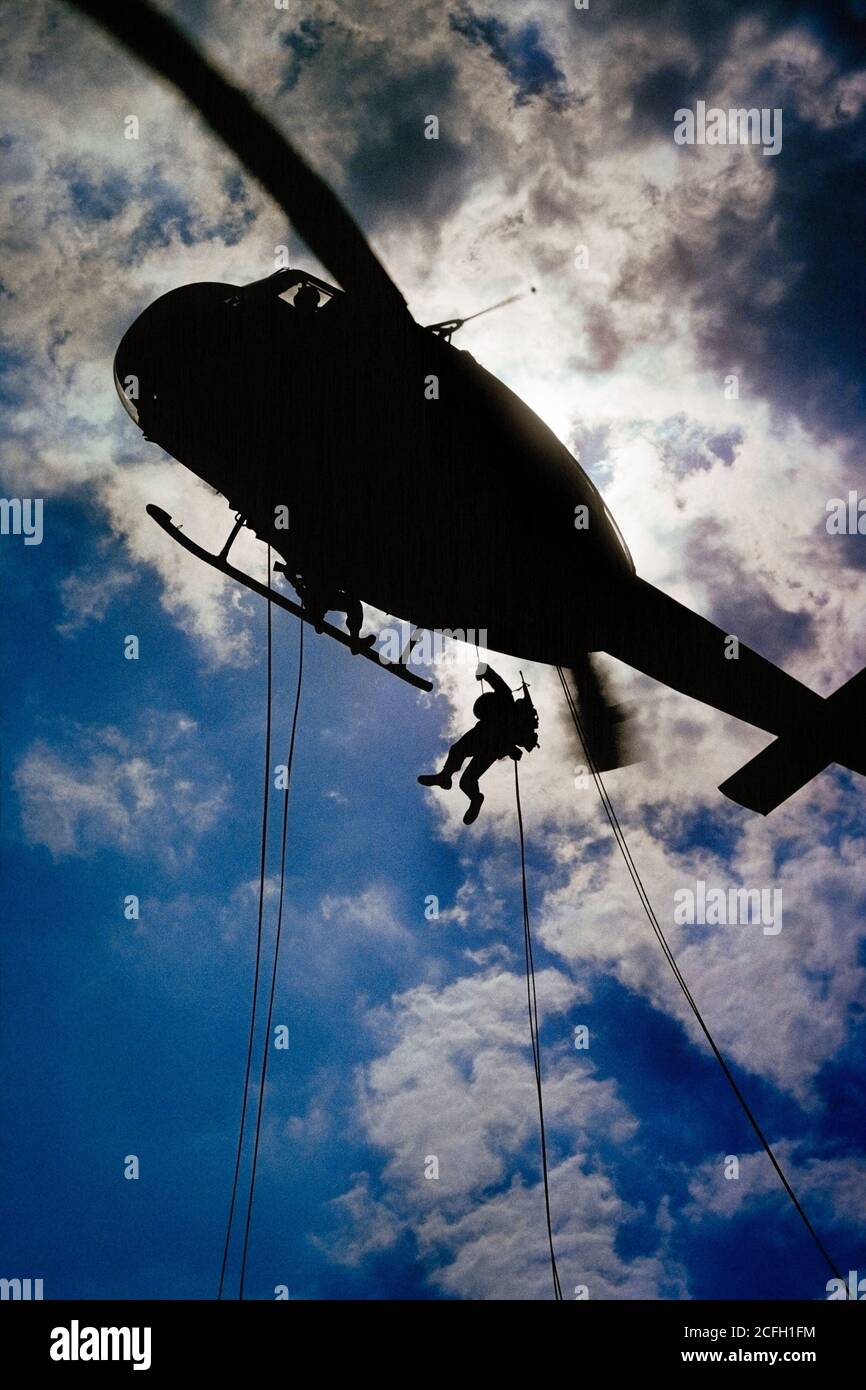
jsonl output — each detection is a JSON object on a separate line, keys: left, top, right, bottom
{"left": 117, "top": 277, "right": 866, "bottom": 812}
{"left": 114, "top": 280, "right": 635, "bottom": 667}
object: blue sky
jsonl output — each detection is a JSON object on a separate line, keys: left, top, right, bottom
{"left": 1, "top": 0, "right": 866, "bottom": 1300}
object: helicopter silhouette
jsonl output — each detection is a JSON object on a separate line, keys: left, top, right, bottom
{"left": 82, "top": 0, "right": 866, "bottom": 817}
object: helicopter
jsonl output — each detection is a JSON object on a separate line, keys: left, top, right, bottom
{"left": 83, "top": 0, "right": 866, "bottom": 818}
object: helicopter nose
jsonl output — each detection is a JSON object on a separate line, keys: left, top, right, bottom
{"left": 112, "top": 282, "right": 242, "bottom": 437}
{"left": 112, "top": 303, "right": 175, "bottom": 434}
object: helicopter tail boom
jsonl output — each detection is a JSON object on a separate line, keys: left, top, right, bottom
{"left": 602, "top": 578, "right": 866, "bottom": 812}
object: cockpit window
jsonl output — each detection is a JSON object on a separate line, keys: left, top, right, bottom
{"left": 113, "top": 362, "right": 139, "bottom": 424}
{"left": 277, "top": 285, "right": 335, "bottom": 310}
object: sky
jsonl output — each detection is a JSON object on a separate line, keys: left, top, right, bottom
{"left": 1, "top": 0, "right": 866, "bottom": 1301}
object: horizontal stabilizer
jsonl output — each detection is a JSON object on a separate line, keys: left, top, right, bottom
{"left": 719, "top": 738, "right": 831, "bottom": 815}
{"left": 719, "top": 664, "right": 866, "bottom": 814}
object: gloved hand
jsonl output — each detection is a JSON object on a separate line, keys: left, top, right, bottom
{"left": 476, "top": 661, "right": 488, "bottom": 680}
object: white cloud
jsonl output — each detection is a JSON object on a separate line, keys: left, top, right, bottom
{"left": 15, "top": 715, "right": 228, "bottom": 860}
{"left": 322, "top": 965, "right": 688, "bottom": 1297}
{"left": 320, "top": 883, "right": 408, "bottom": 941}
{"left": 314, "top": 1172, "right": 407, "bottom": 1268}
{"left": 57, "top": 565, "right": 136, "bottom": 635}
{"left": 685, "top": 1142, "right": 866, "bottom": 1238}
{"left": 416, "top": 1155, "right": 685, "bottom": 1301}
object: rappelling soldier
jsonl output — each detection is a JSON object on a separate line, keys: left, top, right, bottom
{"left": 418, "top": 663, "right": 539, "bottom": 824}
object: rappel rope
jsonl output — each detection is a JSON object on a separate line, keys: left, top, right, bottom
{"left": 219, "top": 550, "right": 305, "bottom": 1300}
{"left": 218, "top": 546, "right": 274, "bottom": 1301}
{"left": 480, "top": 646, "right": 561, "bottom": 1297}
{"left": 555, "top": 665, "right": 848, "bottom": 1291}
{"left": 238, "top": 620, "right": 305, "bottom": 1298}
{"left": 514, "top": 762, "right": 563, "bottom": 1300}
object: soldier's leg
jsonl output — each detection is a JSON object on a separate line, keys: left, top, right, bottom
{"left": 296, "top": 578, "right": 329, "bottom": 633}
{"left": 344, "top": 596, "right": 375, "bottom": 648}
{"left": 459, "top": 750, "right": 497, "bottom": 824}
{"left": 418, "top": 729, "right": 478, "bottom": 790}
{"left": 442, "top": 730, "right": 478, "bottom": 778}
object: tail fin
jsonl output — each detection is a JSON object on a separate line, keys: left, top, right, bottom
{"left": 720, "top": 665, "right": 866, "bottom": 814}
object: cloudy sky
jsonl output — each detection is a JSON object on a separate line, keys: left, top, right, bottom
{"left": 2, "top": 0, "right": 866, "bottom": 1300}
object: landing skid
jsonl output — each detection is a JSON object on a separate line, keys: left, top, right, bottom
{"left": 145, "top": 505, "right": 433, "bottom": 693}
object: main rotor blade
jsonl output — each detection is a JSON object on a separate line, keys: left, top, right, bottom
{"left": 65, "top": 0, "right": 408, "bottom": 317}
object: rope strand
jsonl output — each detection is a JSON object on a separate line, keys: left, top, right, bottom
{"left": 555, "top": 665, "right": 847, "bottom": 1291}
{"left": 218, "top": 546, "right": 274, "bottom": 1300}
{"left": 514, "top": 762, "right": 563, "bottom": 1300}
{"left": 238, "top": 622, "right": 305, "bottom": 1298}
